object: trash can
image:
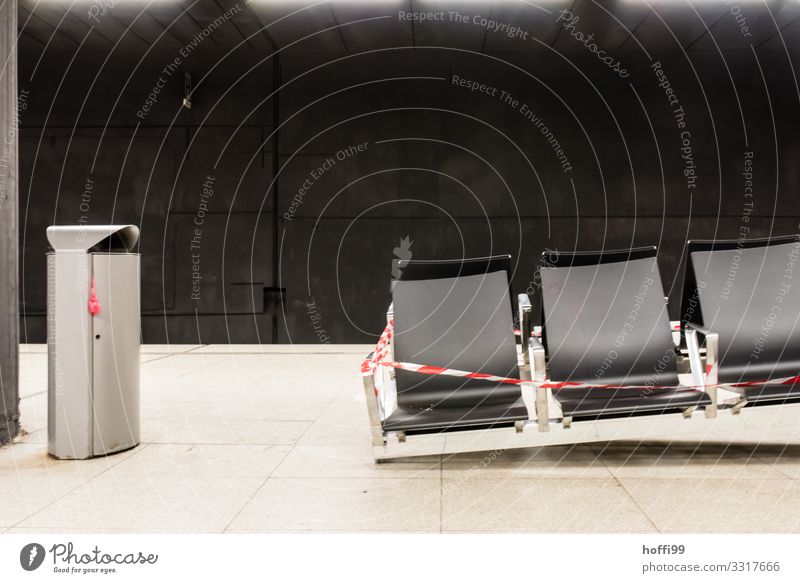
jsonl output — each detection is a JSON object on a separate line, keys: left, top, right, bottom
{"left": 46, "top": 225, "right": 141, "bottom": 459}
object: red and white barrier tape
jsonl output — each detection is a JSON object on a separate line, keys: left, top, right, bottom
{"left": 513, "top": 329, "right": 542, "bottom": 337}
{"left": 371, "top": 359, "right": 702, "bottom": 390}
{"left": 378, "top": 359, "right": 530, "bottom": 386}
{"left": 361, "top": 321, "right": 800, "bottom": 391}
{"left": 729, "top": 374, "right": 800, "bottom": 388}
{"left": 360, "top": 319, "right": 394, "bottom": 375}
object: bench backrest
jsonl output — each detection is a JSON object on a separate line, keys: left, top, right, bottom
{"left": 391, "top": 256, "right": 520, "bottom": 409}
{"left": 540, "top": 247, "right": 678, "bottom": 387}
{"left": 681, "top": 236, "right": 800, "bottom": 382}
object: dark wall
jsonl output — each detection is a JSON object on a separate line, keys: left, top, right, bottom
{"left": 18, "top": 9, "right": 800, "bottom": 344}
{"left": 19, "top": 45, "right": 277, "bottom": 343}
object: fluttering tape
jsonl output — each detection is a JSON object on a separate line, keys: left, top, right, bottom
{"left": 728, "top": 375, "right": 800, "bottom": 388}
{"left": 360, "top": 319, "right": 394, "bottom": 375}
{"left": 88, "top": 275, "right": 101, "bottom": 316}
{"left": 360, "top": 321, "right": 800, "bottom": 391}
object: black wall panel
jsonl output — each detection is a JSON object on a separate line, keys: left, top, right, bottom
{"left": 17, "top": 1, "right": 800, "bottom": 344}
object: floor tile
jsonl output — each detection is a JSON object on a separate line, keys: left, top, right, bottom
{"left": 109, "top": 444, "right": 291, "bottom": 478}
{"left": 140, "top": 345, "right": 203, "bottom": 354}
{"left": 20, "top": 344, "right": 48, "bottom": 354}
{"left": 297, "top": 418, "right": 372, "bottom": 446}
{"left": 18, "top": 395, "right": 47, "bottom": 435}
{"left": 0, "top": 475, "right": 87, "bottom": 528}
{"left": 228, "top": 477, "right": 441, "bottom": 532}
{"left": 0, "top": 443, "right": 137, "bottom": 477}
{"left": 272, "top": 445, "right": 440, "bottom": 479}
{"left": 593, "top": 441, "right": 786, "bottom": 479}
{"left": 16, "top": 344, "right": 800, "bottom": 534}
{"left": 141, "top": 398, "right": 330, "bottom": 422}
{"left": 443, "top": 445, "right": 612, "bottom": 479}
{"left": 19, "top": 353, "right": 47, "bottom": 399}
{"left": 3, "top": 526, "right": 170, "bottom": 534}
{"left": 18, "top": 474, "right": 264, "bottom": 532}
{"left": 442, "top": 477, "right": 656, "bottom": 532}
{"left": 142, "top": 415, "right": 310, "bottom": 445}
{"left": 13, "top": 428, "right": 47, "bottom": 445}
{"left": 751, "top": 444, "right": 800, "bottom": 478}
{"left": 621, "top": 477, "right": 800, "bottom": 533}
{"left": 192, "top": 344, "right": 373, "bottom": 355}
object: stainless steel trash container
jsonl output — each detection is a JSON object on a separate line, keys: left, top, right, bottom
{"left": 46, "top": 225, "right": 141, "bottom": 459}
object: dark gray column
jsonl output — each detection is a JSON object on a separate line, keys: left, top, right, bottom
{"left": 0, "top": 0, "right": 19, "bottom": 444}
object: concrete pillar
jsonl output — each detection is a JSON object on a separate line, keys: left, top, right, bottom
{"left": 0, "top": 0, "right": 19, "bottom": 444}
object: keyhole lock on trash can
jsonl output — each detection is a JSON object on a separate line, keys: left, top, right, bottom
{"left": 46, "top": 225, "right": 141, "bottom": 460}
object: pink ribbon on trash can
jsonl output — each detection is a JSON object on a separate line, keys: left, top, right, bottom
{"left": 88, "top": 275, "right": 101, "bottom": 316}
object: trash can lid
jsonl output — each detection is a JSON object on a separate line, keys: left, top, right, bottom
{"left": 46, "top": 225, "right": 140, "bottom": 252}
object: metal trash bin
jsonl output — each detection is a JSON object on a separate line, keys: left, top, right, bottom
{"left": 46, "top": 225, "right": 141, "bottom": 459}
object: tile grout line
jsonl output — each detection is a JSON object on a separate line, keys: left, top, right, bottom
{"left": 139, "top": 354, "right": 183, "bottom": 365}
{"left": 220, "top": 445, "right": 297, "bottom": 534}
{"left": 601, "top": 459, "right": 662, "bottom": 534}
{"left": 137, "top": 344, "right": 208, "bottom": 365}
{"left": 19, "top": 390, "right": 47, "bottom": 399}
{"left": 180, "top": 345, "right": 209, "bottom": 354}
{"left": 180, "top": 352, "right": 377, "bottom": 356}
{"left": 754, "top": 453, "right": 796, "bottom": 480}
{"left": 219, "top": 373, "right": 349, "bottom": 533}
{"left": 5, "top": 443, "right": 154, "bottom": 531}
{"left": 439, "top": 455, "right": 444, "bottom": 534}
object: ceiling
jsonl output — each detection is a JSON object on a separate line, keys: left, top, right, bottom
{"left": 16, "top": 0, "right": 800, "bottom": 57}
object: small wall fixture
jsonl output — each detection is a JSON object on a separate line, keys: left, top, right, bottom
{"left": 183, "top": 72, "right": 192, "bottom": 109}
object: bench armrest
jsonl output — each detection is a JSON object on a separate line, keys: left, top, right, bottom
{"left": 528, "top": 336, "right": 549, "bottom": 432}
{"left": 682, "top": 322, "right": 718, "bottom": 385}
{"left": 362, "top": 372, "right": 386, "bottom": 447}
{"left": 518, "top": 293, "right": 532, "bottom": 362}
{"left": 683, "top": 323, "right": 719, "bottom": 418}
{"left": 684, "top": 320, "right": 712, "bottom": 337}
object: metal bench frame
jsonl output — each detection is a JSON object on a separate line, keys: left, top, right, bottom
{"left": 362, "top": 294, "right": 799, "bottom": 462}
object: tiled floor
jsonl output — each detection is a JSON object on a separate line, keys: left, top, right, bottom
{"left": 3, "top": 344, "right": 800, "bottom": 533}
